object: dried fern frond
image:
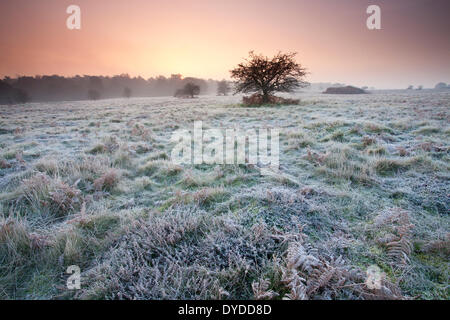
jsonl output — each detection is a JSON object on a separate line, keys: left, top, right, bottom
{"left": 374, "top": 208, "right": 414, "bottom": 267}
{"left": 376, "top": 233, "right": 399, "bottom": 245}
{"left": 374, "top": 208, "right": 414, "bottom": 237}
{"left": 386, "top": 236, "right": 413, "bottom": 266}
{"left": 274, "top": 226, "right": 406, "bottom": 300}
{"left": 422, "top": 233, "right": 450, "bottom": 256}
{"left": 306, "top": 262, "right": 336, "bottom": 296}
{"left": 280, "top": 267, "right": 307, "bottom": 300}
{"left": 283, "top": 282, "right": 307, "bottom": 300}
{"left": 252, "top": 278, "right": 279, "bottom": 300}
{"left": 286, "top": 242, "right": 320, "bottom": 272}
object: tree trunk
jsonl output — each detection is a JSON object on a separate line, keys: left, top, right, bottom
{"left": 262, "top": 91, "right": 270, "bottom": 104}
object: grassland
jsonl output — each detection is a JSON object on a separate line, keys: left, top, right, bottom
{"left": 0, "top": 90, "right": 448, "bottom": 299}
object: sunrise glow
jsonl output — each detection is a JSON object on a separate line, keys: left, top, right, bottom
{"left": 0, "top": 0, "right": 449, "bottom": 88}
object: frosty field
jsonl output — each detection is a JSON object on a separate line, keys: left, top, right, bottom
{"left": 0, "top": 90, "right": 448, "bottom": 299}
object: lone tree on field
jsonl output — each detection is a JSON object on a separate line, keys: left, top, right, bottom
{"left": 230, "top": 51, "right": 308, "bottom": 103}
{"left": 217, "top": 80, "right": 231, "bottom": 96}
{"left": 175, "top": 82, "right": 200, "bottom": 98}
{"left": 184, "top": 82, "right": 200, "bottom": 98}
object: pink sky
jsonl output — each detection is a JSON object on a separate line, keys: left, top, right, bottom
{"left": 0, "top": 0, "right": 449, "bottom": 88}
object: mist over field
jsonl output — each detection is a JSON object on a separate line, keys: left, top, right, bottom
{"left": 0, "top": 74, "right": 219, "bottom": 103}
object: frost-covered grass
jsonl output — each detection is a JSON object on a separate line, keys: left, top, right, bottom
{"left": 0, "top": 91, "right": 448, "bottom": 299}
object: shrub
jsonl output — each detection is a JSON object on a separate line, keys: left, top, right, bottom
{"left": 242, "top": 93, "right": 299, "bottom": 106}
{"left": 2, "top": 174, "right": 82, "bottom": 218}
{"left": 0, "top": 218, "right": 33, "bottom": 264}
{"left": 174, "top": 83, "right": 200, "bottom": 98}
{"left": 374, "top": 158, "right": 410, "bottom": 176}
{"left": 93, "top": 169, "right": 120, "bottom": 191}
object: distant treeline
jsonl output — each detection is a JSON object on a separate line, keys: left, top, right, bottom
{"left": 0, "top": 74, "right": 222, "bottom": 104}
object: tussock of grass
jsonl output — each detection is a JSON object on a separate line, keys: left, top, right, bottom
{"left": 374, "top": 158, "right": 410, "bottom": 175}
{"left": 88, "top": 144, "right": 107, "bottom": 154}
{"left": 285, "top": 130, "right": 315, "bottom": 150}
{"left": 159, "top": 162, "right": 183, "bottom": 176}
{"left": 78, "top": 214, "right": 121, "bottom": 239}
{"left": 312, "top": 145, "right": 372, "bottom": 183}
{"left": 88, "top": 136, "right": 119, "bottom": 154}
{"left": 138, "top": 159, "right": 162, "bottom": 176}
{"left": 139, "top": 160, "right": 182, "bottom": 179}
{"left": 35, "top": 157, "right": 59, "bottom": 175}
{"left": 0, "top": 218, "right": 33, "bottom": 266}
{"left": 321, "top": 129, "right": 346, "bottom": 142}
{"left": 146, "top": 151, "right": 169, "bottom": 161}
{"left": 366, "top": 146, "right": 386, "bottom": 155}
{"left": 363, "top": 122, "right": 394, "bottom": 134}
{"left": 178, "top": 170, "right": 222, "bottom": 188}
{"left": 32, "top": 156, "right": 113, "bottom": 192}
{"left": 413, "top": 126, "right": 440, "bottom": 135}
{"left": 362, "top": 135, "right": 377, "bottom": 147}
{"left": 374, "top": 155, "right": 436, "bottom": 176}
{"left": 1, "top": 174, "right": 82, "bottom": 218}
{"left": 93, "top": 169, "right": 120, "bottom": 192}
{"left": 131, "top": 176, "right": 154, "bottom": 191}
{"left": 113, "top": 147, "right": 133, "bottom": 168}
{"left": 165, "top": 187, "right": 229, "bottom": 208}
{"left": 0, "top": 217, "right": 53, "bottom": 298}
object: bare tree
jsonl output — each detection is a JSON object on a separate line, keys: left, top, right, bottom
{"left": 217, "top": 80, "right": 230, "bottom": 96}
{"left": 230, "top": 51, "right": 308, "bottom": 103}
{"left": 175, "top": 82, "right": 200, "bottom": 98}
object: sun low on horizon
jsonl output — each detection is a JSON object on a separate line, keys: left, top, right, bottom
{"left": 0, "top": 0, "right": 449, "bottom": 89}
